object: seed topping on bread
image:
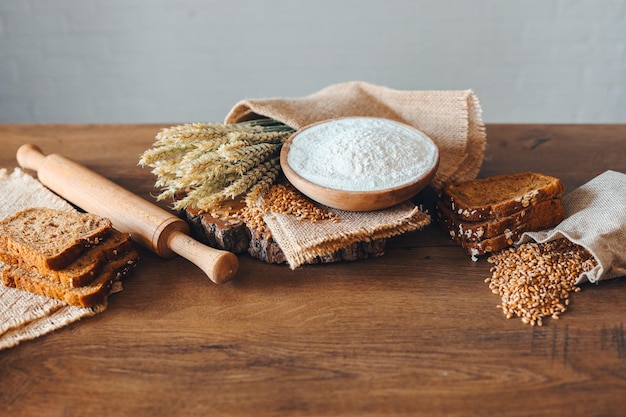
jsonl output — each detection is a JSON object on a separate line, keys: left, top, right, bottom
{"left": 437, "top": 172, "right": 565, "bottom": 259}
{"left": 0, "top": 207, "right": 112, "bottom": 270}
{"left": 440, "top": 172, "right": 563, "bottom": 222}
{"left": 0, "top": 207, "right": 136, "bottom": 307}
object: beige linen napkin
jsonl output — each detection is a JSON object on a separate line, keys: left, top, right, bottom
{"left": 226, "top": 81, "right": 487, "bottom": 189}
{"left": 225, "top": 82, "right": 486, "bottom": 268}
{"left": 518, "top": 170, "right": 626, "bottom": 284}
{"left": 0, "top": 168, "right": 109, "bottom": 350}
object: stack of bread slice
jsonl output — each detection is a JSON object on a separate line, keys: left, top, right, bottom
{"left": 0, "top": 207, "right": 137, "bottom": 307}
{"left": 437, "top": 172, "right": 565, "bottom": 259}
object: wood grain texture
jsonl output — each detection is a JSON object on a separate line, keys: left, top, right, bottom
{"left": 181, "top": 200, "right": 387, "bottom": 264}
{"left": 1, "top": 124, "right": 625, "bottom": 417}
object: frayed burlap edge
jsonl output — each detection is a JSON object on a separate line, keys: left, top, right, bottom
{"left": 225, "top": 81, "right": 487, "bottom": 190}
{"left": 263, "top": 203, "right": 431, "bottom": 269}
{"left": 0, "top": 295, "right": 106, "bottom": 350}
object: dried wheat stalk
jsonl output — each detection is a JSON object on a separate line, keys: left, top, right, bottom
{"left": 139, "top": 119, "right": 294, "bottom": 210}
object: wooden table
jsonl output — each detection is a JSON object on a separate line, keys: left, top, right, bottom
{"left": 1, "top": 124, "right": 625, "bottom": 417}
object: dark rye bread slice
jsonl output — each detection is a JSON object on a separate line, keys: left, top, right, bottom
{"left": 0, "top": 207, "right": 112, "bottom": 271}
{"left": 458, "top": 209, "right": 565, "bottom": 256}
{"left": 0, "top": 229, "right": 132, "bottom": 288}
{"left": 439, "top": 172, "right": 564, "bottom": 222}
{"left": 1, "top": 249, "right": 138, "bottom": 307}
{"left": 437, "top": 198, "right": 564, "bottom": 243}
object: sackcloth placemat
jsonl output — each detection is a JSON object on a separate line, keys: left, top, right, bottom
{"left": 265, "top": 201, "right": 430, "bottom": 269}
{"left": 225, "top": 81, "right": 486, "bottom": 268}
{"left": 518, "top": 170, "right": 626, "bottom": 284}
{"left": 0, "top": 168, "right": 112, "bottom": 350}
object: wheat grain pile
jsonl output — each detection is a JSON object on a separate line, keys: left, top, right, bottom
{"left": 486, "top": 238, "right": 597, "bottom": 326}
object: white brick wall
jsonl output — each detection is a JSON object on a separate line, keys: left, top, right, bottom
{"left": 0, "top": 0, "right": 624, "bottom": 123}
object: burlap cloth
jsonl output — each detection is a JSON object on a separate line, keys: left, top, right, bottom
{"left": 0, "top": 168, "right": 113, "bottom": 350}
{"left": 226, "top": 81, "right": 486, "bottom": 189}
{"left": 518, "top": 170, "right": 626, "bottom": 284}
{"left": 226, "top": 81, "right": 486, "bottom": 268}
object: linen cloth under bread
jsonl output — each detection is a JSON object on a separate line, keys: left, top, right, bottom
{"left": 0, "top": 168, "right": 114, "bottom": 350}
{"left": 518, "top": 170, "right": 626, "bottom": 284}
{"left": 225, "top": 82, "right": 486, "bottom": 268}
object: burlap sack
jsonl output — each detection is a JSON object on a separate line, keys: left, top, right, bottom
{"left": 225, "top": 82, "right": 486, "bottom": 268}
{"left": 518, "top": 170, "right": 626, "bottom": 284}
{"left": 0, "top": 168, "right": 111, "bottom": 350}
{"left": 226, "top": 81, "right": 486, "bottom": 190}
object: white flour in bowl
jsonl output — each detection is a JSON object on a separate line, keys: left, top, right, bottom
{"left": 286, "top": 117, "right": 438, "bottom": 192}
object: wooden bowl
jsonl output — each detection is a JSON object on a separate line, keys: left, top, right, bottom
{"left": 280, "top": 117, "right": 440, "bottom": 212}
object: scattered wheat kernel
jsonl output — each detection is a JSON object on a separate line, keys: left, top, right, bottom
{"left": 486, "top": 238, "right": 596, "bottom": 326}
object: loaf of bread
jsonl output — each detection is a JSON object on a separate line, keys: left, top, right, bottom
{"left": 0, "top": 207, "right": 112, "bottom": 270}
{"left": 439, "top": 172, "right": 563, "bottom": 222}
{"left": 437, "top": 172, "right": 565, "bottom": 258}
{"left": 1, "top": 250, "right": 138, "bottom": 307}
{"left": 0, "top": 229, "right": 132, "bottom": 288}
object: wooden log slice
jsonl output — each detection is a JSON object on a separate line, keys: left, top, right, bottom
{"left": 179, "top": 197, "right": 387, "bottom": 265}
{"left": 178, "top": 196, "right": 250, "bottom": 253}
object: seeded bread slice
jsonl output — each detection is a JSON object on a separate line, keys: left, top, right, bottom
{"left": 0, "top": 207, "right": 112, "bottom": 271}
{"left": 439, "top": 172, "right": 564, "bottom": 222}
{"left": 0, "top": 229, "right": 132, "bottom": 288}
{"left": 1, "top": 250, "right": 138, "bottom": 307}
{"left": 458, "top": 209, "right": 565, "bottom": 256}
{"left": 437, "top": 198, "right": 564, "bottom": 243}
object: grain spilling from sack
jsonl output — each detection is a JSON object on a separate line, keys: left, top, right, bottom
{"left": 486, "top": 238, "right": 597, "bottom": 326}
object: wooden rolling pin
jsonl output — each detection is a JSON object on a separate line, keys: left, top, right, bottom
{"left": 16, "top": 144, "right": 238, "bottom": 284}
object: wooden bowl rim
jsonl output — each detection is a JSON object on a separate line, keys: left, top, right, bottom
{"left": 279, "top": 117, "right": 440, "bottom": 211}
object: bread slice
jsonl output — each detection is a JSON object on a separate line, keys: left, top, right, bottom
{"left": 458, "top": 208, "right": 565, "bottom": 256}
{"left": 1, "top": 250, "right": 138, "bottom": 307}
{"left": 437, "top": 198, "right": 564, "bottom": 243}
{"left": 0, "top": 229, "right": 132, "bottom": 288}
{"left": 0, "top": 207, "right": 112, "bottom": 271}
{"left": 439, "top": 172, "right": 563, "bottom": 222}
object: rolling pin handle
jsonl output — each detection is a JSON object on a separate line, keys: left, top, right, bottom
{"left": 16, "top": 144, "right": 46, "bottom": 172}
{"left": 167, "top": 230, "right": 239, "bottom": 284}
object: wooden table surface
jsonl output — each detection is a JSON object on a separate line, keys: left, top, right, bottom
{"left": 1, "top": 124, "right": 625, "bottom": 417}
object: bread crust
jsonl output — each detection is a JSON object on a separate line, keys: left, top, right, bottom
{"left": 457, "top": 209, "right": 564, "bottom": 256}
{"left": 437, "top": 198, "right": 564, "bottom": 243}
{"left": 0, "top": 229, "right": 131, "bottom": 287}
{"left": 1, "top": 250, "right": 138, "bottom": 307}
{"left": 436, "top": 172, "right": 566, "bottom": 257}
{"left": 439, "top": 172, "right": 564, "bottom": 222}
{"left": 0, "top": 207, "right": 112, "bottom": 270}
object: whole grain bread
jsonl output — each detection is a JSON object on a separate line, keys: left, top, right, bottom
{"left": 458, "top": 209, "right": 565, "bottom": 256}
{"left": 437, "top": 198, "right": 564, "bottom": 243}
{"left": 439, "top": 172, "right": 563, "bottom": 222}
{"left": 1, "top": 249, "right": 138, "bottom": 307}
{"left": 0, "top": 229, "right": 132, "bottom": 288}
{"left": 0, "top": 207, "right": 112, "bottom": 271}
